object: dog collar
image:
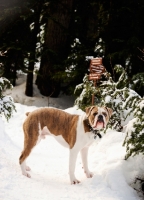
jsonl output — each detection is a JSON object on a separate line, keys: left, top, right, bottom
{"left": 85, "top": 119, "right": 102, "bottom": 139}
{"left": 88, "top": 124, "right": 102, "bottom": 139}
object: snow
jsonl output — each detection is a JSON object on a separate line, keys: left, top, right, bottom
{"left": 3, "top": 73, "right": 75, "bottom": 109}
{"left": 139, "top": 100, "right": 144, "bottom": 110}
{"left": 0, "top": 74, "right": 143, "bottom": 200}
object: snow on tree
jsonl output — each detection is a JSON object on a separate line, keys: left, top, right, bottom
{"left": 123, "top": 98, "right": 144, "bottom": 159}
{"left": 0, "top": 77, "right": 16, "bottom": 120}
{"left": 75, "top": 65, "right": 140, "bottom": 131}
{"left": 75, "top": 64, "right": 144, "bottom": 161}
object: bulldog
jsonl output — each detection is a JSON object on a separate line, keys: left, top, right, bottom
{"left": 19, "top": 106, "right": 112, "bottom": 184}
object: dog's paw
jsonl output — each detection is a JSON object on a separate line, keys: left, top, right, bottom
{"left": 71, "top": 179, "right": 80, "bottom": 185}
{"left": 85, "top": 171, "right": 94, "bottom": 178}
{"left": 25, "top": 166, "right": 31, "bottom": 171}
{"left": 22, "top": 172, "right": 31, "bottom": 178}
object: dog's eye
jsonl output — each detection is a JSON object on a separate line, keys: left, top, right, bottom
{"left": 102, "top": 112, "right": 107, "bottom": 117}
{"left": 93, "top": 112, "right": 97, "bottom": 116}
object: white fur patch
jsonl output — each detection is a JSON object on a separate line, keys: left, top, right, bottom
{"left": 37, "top": 123, "right": 69, "bottom": 148}
{"left": 53, "top": 135, "right": 69, "bottom": 148}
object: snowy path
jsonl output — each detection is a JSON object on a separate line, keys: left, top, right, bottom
{"left": 0, "top": 104, "right": 141, "bottom": 200}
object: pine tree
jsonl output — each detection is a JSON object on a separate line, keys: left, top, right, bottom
{"left": 74, "top": 65, "right": 140, "bottom": 131}
{"left": 74, "top": 63, "right": 144, "bottom": 162}
{"left": 0, "top": 77, "right": 16, "bottom": 120}
{"left": 123, "top": 98, "right": 144, "bottom": 159}
{"left": 131, "top": 72, "right": 144, "bottom": 97}
{"left": 74, "top": 74, "right": 100, "bottom": 111}
{"left": 100, "top": 66, "right": 140, "bottom": 131}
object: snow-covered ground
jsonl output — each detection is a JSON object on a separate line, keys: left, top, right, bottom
{"left": 1, "top": 74, "right": 144, "bottom": 200}
{"left": 3, "top": 73, "right": 75, "bottom": 109}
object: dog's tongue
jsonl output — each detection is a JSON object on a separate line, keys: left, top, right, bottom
{"left": 95, "top": 121, "right": 104, "bottom": 129}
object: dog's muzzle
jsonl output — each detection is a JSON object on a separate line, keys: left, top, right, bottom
{"left": 98, "top": 115, "right": 103, "bottom": 121}
{"left": 95, "top": 115, "right": 105, "bottom": 129}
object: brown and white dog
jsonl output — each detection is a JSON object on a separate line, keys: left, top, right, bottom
{"left": 19, "top": 106, "right": 112, "bottom": 184}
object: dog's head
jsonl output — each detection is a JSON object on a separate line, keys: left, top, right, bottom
{"left": 85, "top": 106, "right": 112, "bottom": 130}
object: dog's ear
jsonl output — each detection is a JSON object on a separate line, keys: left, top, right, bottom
{"left": 105, "top": 107, "right": 113, "bottom": 117}
{"left": 85, "top": 106, "right": 95, "bottom": 117}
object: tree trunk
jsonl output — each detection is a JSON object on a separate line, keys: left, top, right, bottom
{"left": 25, "top": 58, "right": 35, "bottom": 96}
{"left": 25, "top": 2, "right": 43, "bottom": 97}
{"left": 36, "top": 0, "right": 74, "bottom": 97}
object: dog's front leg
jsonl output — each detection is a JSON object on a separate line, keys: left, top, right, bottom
{"left": 80, "top": 147, "right": 93, "bottom": 178}
{"left": 69, "top": 148, "right": 80, "bottom": 184}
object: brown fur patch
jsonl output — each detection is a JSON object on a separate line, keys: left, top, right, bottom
{"left": 26, "top": 112, "right": 30, "bottom": 116}
{"left": 87, "top": 107, "right": 98, "bottom": 127}
{"left": 19, "top": 119, "right": 39, "bottom": 164}
{"left": 19, "top": 108, "right": 79, "bottom": 164}
{"left": 83, "top": 119, "right": 91, "bottom": 132}
{"left": 85, "top": 106, "right": 95, "bottom": 118}
{"left": 103, "top": 107, "right": 113, "bottom": 118}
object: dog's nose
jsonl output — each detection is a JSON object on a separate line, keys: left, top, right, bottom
{"left": 98, "top": 115, "right": 103, "bottom": 120}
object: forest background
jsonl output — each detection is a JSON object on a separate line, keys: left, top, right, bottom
{"left": 0, "top": 0, "right": 144, "bottom": 98}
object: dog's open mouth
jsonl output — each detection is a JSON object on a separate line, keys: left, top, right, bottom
{"left": 93, "top": 119, "right": 104, "bottom": 129}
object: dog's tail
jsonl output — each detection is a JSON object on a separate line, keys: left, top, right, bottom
{"left": 26, "top": 112, "right": 30, "bottom": 116}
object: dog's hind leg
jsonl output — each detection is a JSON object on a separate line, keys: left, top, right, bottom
{"left": 20, "top": 159, "right": 31, "bottom": 178}
{"left": 19, "top": 124, "right": 38, "bottom": 178}
{"left": 19, "top": 150, "right": 33, "bottom": 177}
{"left": 19, "top": 141, "right": 36, "bottom": 178}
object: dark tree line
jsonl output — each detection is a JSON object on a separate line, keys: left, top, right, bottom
{"left": 36, "top": 0, "right": 75, "bottom": 97}
{"left": 0, "top": 0, "right": 144, "bottom": 97}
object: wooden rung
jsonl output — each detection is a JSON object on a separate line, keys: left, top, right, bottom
{"left": 90, "top": 58, "right": 102, "bottom": 65}
{"left": 88, "top": 74, "right": 101, "bottom": 80}
{"left": 90, "top": 65, "right": 105, "bottom": 73}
